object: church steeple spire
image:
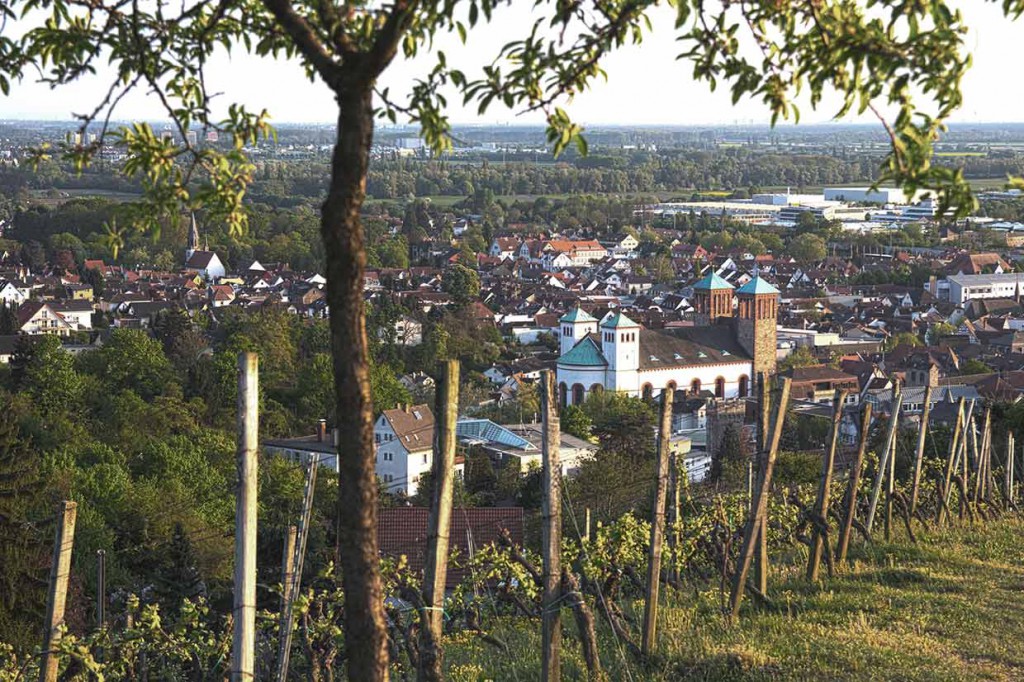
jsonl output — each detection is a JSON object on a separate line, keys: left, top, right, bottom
{"left": 186, "top": 212, "right": 200, "bottom": 262}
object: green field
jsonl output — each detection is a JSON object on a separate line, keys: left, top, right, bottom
{"left": 444, "top": 517, "right": 1024, "bottom": 681}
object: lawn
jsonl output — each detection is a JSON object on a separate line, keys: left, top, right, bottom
{"left": 443, "top": 517, "right": 1024, "bottom": 681}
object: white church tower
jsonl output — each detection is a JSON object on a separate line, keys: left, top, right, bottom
{"left": 559, "top": 307, "right": 598, "bottom": 355}
{"left": 600, "top": 310, "right": 640, "bottom": 393}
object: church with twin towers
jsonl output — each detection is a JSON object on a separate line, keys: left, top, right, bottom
{"left": 555, "top": 275, "right": 779, "bottom": 407}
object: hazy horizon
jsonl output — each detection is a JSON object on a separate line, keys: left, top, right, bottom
{"left": 0, "top": 1, "right": 1018, "bottom": 129}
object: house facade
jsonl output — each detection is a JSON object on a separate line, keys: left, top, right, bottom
{"left": 374, "top": 403, "right": 437, "bottom": 496}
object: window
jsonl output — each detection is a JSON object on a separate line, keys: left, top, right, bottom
{"left": 375, "top": 433, "right": 381, "bottom": 444}
{"left": 715, "top": 377, "right": 725, "bottom": 398}
{"left": 691, "top": 379, "right": 701, "bottom": 394}
{"left": 423, "top": 453, "right": 429, "bottom": 464}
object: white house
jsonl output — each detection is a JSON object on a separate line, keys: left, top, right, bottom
{"left": 16, "top": 301, "right": 73, "bottom": 336}
{"left": 0, "top": 281, "right": 27, "bottom": 305}
{"left": 50, "top": 300, "right": 94, "bottom": 331}
{"left": 374, "top": 403, "right": 439, "bottom": 496}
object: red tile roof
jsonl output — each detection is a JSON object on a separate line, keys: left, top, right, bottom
{"left": 378, "top": 507, "right": 525, "bottom": 588}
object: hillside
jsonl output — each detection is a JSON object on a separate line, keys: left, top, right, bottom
{"left": 444, "top": 518, "right": 1024, "bottom": 681}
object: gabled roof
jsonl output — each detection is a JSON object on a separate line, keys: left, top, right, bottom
{"left": 692, "top": 272, "right": 734, "bottom": 291}
{"left": 736, "top": 276, "right": 780, "bottom": 296}
{"left": 559, "top": 335, "right": 607, "bottom": 367}
{"left": 559, "top": 306, "right": 596, "bottom": 324}
{"left": 600, "top": 310, "right": 639, "bottom": 329}
{"left": 185, "top": 250, "right": 220, "bottom": 270}
{"left": 381, "top": 403, "right": 435, "bottom": 450}
{"left": 638, "top": 326, "right": 750, "bottom": 370}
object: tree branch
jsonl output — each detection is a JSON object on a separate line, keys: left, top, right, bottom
{"left": 260, "top": 0, "right": 342, "bottom": 86}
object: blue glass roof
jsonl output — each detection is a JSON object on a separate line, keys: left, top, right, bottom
{"left": 457, "top": 419, "right": 536, "bottom": 450}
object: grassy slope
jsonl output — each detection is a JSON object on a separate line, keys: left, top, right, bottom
{"left": 443, "top": 518, "right": 1024, "bottom": 681}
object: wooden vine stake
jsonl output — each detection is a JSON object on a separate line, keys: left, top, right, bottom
{"left": 418, "top": 360, "right": 459, "bottom": 682}
{"left": 642, "top": 388, "right": 674, "bottom": 655}
{"left": 836, "top": 403, "right": 872, "bottom": 565}
{"left": 232, "top": 352, "right": 258, "bottom": 682}
{"left": 728, "top": 377, "right": 791, "bottom": 622}
{"left": 754, "top": 372, "right": 770, "bottom": 595}
{"left": 1006, "top": 432, "right": 1016, "bottom": 509}
{"left": 40, "top": 501, "right": 77, "bottom": 682}
{"left": 909, "top": 385, "right": 933, "bottom": 515}
{"left": 539, "top": 370, "right": 562, "bottom": 682}
{"left": 866, "top": 381, "right": 902, "bottom": 534}
{"left": 937, "top": 398, "right": 966, "bottom": 525}
{"left": 807, "top": 389, "right": 845, "bottom": 582}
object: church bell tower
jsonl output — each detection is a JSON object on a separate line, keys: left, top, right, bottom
{"left": 736, "top": 276, "right": 779, "bottom": 384}
{"left": 692, "top": 272, "right": 734, "bottom": 326}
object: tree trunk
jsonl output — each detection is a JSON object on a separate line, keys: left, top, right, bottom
{"left": 321, "top": 82, "right": 389, "bottom": 681}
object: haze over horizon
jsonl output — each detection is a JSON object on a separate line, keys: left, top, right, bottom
{"left": 0, "top": 1, "right": 1018, "bottom": 129}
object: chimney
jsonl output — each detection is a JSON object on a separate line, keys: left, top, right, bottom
{"left": 316, "top": 419, "right": 327, "bottom": 442}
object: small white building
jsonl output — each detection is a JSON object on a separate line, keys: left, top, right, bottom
{"left": 0, "top": 281, "right": 27, "bottom": 305}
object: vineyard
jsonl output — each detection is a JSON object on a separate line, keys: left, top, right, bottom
{"left": 2, "top": 360, "right": 1021, "bottom": 681}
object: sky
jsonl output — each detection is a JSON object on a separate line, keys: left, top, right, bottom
{"left": 1, "top": 2, "right": 1021, "bottom": 127}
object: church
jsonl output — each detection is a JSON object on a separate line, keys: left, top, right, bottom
{"left": 555, "top": 274, "right": 779, "bottom": 406}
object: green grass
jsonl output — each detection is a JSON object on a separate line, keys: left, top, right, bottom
{"left": 443, "top": 517, "right": 1024, "bottom": 681}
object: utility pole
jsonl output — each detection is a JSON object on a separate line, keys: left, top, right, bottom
{"left": 233, "top": 352, "right": 258, "bottom": 682}
{"left": 540, "top": 370, "right": 562, "bottom": 682}
{"left": 642, "top": 389, "right": 673, "bottom": 654}
{"left": 40, "top": 500, "right": 77, "bottom": 682}
{"left": 419, "top": 360, "right": 459, "bottom": 682}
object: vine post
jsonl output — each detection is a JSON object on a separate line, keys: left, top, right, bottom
{"left": 419, "top": 360, "right": 460, "bottom": 682}
{"left": 938, "top": 398, "right": 966, "bottom": 525}
{"left": 836, "top": 403, "right": 872, "bottom": 565}
{"left": 642, "top": 388, "right": 674, "bottom": 654}
{"left": 233, "top": 352, "right": 258, "bottom": 682}
{"left": 40, "top": 500, "right": 77, "bottom": 682}
{"left": 754, "top": 372, "right": 770, "bottom": 594}
{"left": 807, "top": 390, "right": 845, "bottom": 582}
{"left": 540, "top": 370, "right": 562, "bottom": 682}
{"left": 729, "top": 377, "right": 791, "bottom": 621}
{"left": 909, "top": 385, "right": 933, "bottom": 515}
{"left": 866, "top": 381, "right": 901, "bottom": 534}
